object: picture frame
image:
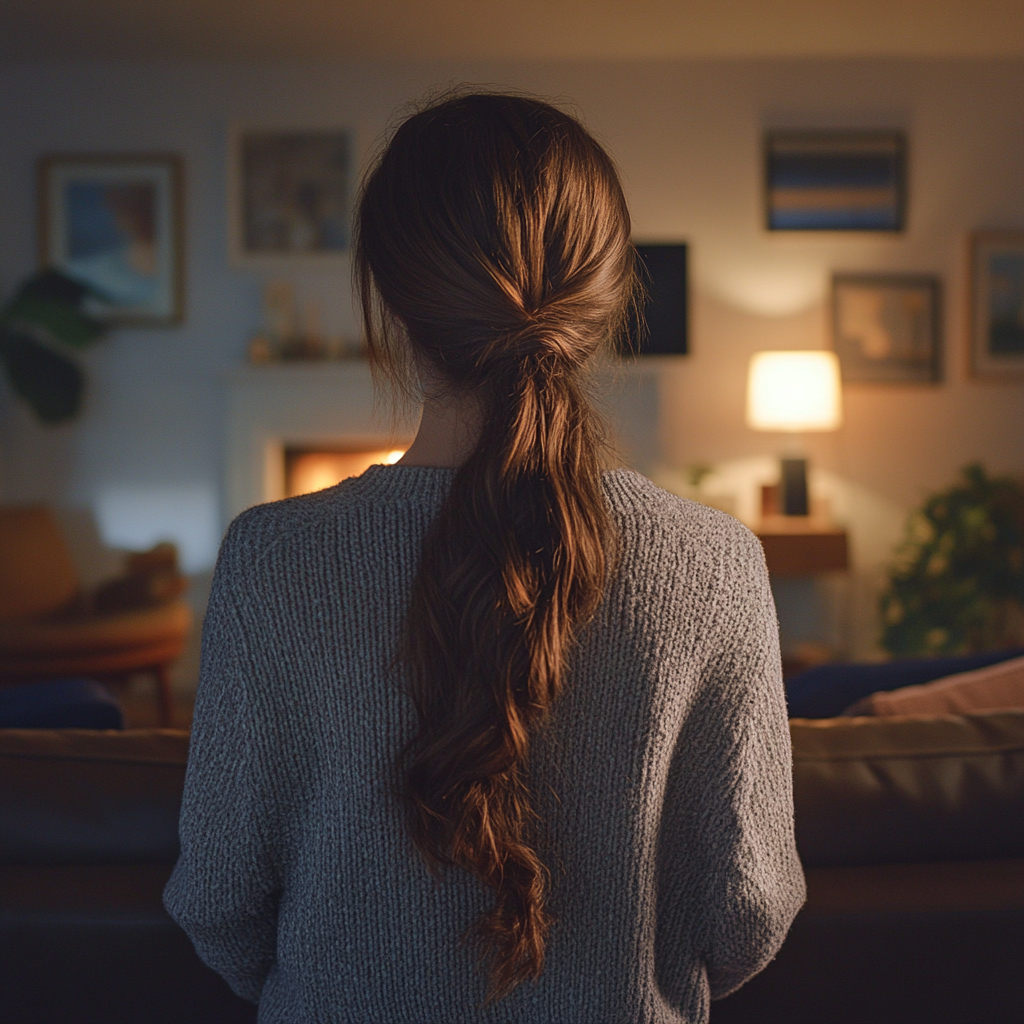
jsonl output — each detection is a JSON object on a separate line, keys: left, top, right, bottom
{"left": 229, "top": 127, "right": 353, "bottom": 263}
{"left": 969, "top": 231, "right": 1024, "bottom": 379}
{"left": 831, "top": 273, "right": 942, "bottom": 384}
{"left": 38, "top": 153, "right": 184, "bottom": 326}
{"left": 765, "top": 131, "right": 906, "bottom": 232}
{"left": 621, "top": 243, "right": 688, "bottom": 357}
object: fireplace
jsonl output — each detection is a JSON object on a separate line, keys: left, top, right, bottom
{"left": 224, "top": 357, "right": 658, "bottom": 528}
{"left": 284, "top": 446, "right": 405, "bottom": 498}
{"left": 224, "top": 361, "right": 414, "bottom": 523}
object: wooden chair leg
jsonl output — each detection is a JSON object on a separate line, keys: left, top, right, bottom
{"left": 153, "top": 664, "right": 175, "bottom": 727}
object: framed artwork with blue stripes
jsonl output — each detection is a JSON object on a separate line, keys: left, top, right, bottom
{"left": 765, "top": 131, "right": 906, "bottom": 232}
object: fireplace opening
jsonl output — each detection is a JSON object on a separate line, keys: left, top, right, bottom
{"left": 284, "top": 447, "right": 406, "bottom": 498}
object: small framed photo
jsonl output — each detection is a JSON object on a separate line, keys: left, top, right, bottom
{"left": 831, "top": 273, "right": 942, "bottom": 384}
{"left": 230, "top": 128, "right": 353, "bottom": 262}
{"left": 970, "top": 231, "right": 1024, "bottom": 379}
{"left": 765, "top": 131, "right": 906, "bottom": 232}
{"left": 38, "top": 154, "right": 184, "bottom": 325}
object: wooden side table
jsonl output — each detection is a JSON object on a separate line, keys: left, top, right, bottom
{"left": 756, "top": 518, "right": 850, "bottom": 677}
{"left": 756, "top": 517, "right": 849, "bottom": 577}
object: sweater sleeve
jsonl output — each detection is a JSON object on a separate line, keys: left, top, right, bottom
{"left": 661, "top": 524, "right": 806, "bottom": 1002}
{"left": 162, "top": 519, "right": 284, "bottom": 1004}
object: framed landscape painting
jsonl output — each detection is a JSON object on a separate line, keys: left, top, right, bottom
{"left": 765, "top": 131, "right": 906, "bottom": 232}
{"left": 230, "top": 128, "right": 353, "bottom": 262}
{"left": 831, "top": 273, "right": 942, "bottom": 384}
{"left": 38, "top": 154, "right": 184, "bottom": 325}
{"left": 970, "top": 231, "right": 1024, "bottom": 379}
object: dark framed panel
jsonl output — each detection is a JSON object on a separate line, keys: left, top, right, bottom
{"left": 37, "top": 153, "right": 184, "bottom": 326}
{"left": 831, "top": 273, "right": 942, "bottom": 384}
{"left": 765, "top": 131, "right": 906, "bottom": 232}
{"left": 622, "top": 243, "right": 688, "bottom": 357}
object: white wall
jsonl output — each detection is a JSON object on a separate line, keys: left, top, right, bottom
{"left": 1, "top": 58, "right": 1022, "bottom": 660}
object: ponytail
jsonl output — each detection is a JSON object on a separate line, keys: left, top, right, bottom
{"left": 354, "top": 93, "right": 635, "bottom": 999}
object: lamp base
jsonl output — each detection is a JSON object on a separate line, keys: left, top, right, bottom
{"left": 780, "top": 457, "right": 809, "bottom": 516}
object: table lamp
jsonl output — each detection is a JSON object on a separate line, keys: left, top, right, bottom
{"left": 746, "top": 350, "right": 843, "bottom": 516}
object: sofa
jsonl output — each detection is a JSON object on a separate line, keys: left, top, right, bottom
{"left": 0, "top": 506, "right": 192, "bottom": 727}
{"left": 713, "top": 710, "right": 1024, "bottom": 1024}
{"left": 2, "top": 712, "right": 1023, "bottom": 1024}
{"left": 0, "top": 728, "right": 253, "bottom": 1024}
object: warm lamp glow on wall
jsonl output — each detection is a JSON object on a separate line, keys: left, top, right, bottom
{"left": 746, "top": 351, "right": 843, "bottom": 516}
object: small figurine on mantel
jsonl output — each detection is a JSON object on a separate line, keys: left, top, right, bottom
{"left": 246, "top": 279, "right": 367, "bottom": 363}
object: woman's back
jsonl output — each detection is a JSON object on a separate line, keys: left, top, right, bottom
{"left": 165, "top": 464, "right": 803, "bottom": 1023}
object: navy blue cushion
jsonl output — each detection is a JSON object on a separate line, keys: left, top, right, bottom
{"left": 0, "top": 679, "right": 124, "bottom": 730}
{"left": 786, "top": 647, "right": 1024, "bottom": 719}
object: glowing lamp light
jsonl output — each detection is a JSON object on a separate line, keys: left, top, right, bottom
{"left": 746, "top": 351, "right": 843, "bottom": 517}
{"left": 746, "top": 350, "right": 843, "bottom": 433}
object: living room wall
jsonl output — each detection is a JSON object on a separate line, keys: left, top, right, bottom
{"left": 1, "top": 57, "right": 1022, "bottom": 664}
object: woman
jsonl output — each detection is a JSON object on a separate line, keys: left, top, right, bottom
{"left": 165, "top": 92, "right": 804, "bottom": 1023}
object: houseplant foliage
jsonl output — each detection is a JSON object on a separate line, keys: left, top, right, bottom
{"left": 0, "top": 270, "right": 107, "bottom": 423}
{"left": 880, "top": 463, "right": 1024, "bottom": 656}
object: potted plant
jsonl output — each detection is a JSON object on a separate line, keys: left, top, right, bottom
{"left": 0, "top": 270, "right": 108, "bottom": 423}
{"left": 880, "top": 463, "right": 1024, "bottom": 656}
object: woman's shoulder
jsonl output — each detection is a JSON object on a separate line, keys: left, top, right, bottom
{"left": 602, "top": 468, "right": 765, "bottom": 580}
{"left": 219, "top": 464, "right": 453, "bottom": 571}
{"left": 219, "top": 476, "right": 363, "bottom": 566}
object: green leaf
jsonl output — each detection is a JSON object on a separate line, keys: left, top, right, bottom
{"left": 879, "top": 463, "right": 1024, "bottom": 656}
{"left": 0, "top": 329, "right": 84, "bottom": 422}
{"left": 2, "top": 293, "right": 104, "bottom": 349}
{"left": 16, "top": 269, "right": 96, "bottom": 305}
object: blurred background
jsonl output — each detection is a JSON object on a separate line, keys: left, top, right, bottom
{"left": 1, "top": 0, "right": 1022, "bottom": 720}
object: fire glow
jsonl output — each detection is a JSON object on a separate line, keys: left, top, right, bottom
{"left": 285, "top": 448, "right": 405, "bottom": 498}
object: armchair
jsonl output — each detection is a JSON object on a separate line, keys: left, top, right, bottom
{"left": 0, "top": 507, "right": 191, "bottom": 726}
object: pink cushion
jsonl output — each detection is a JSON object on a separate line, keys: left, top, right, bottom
{"left": 844, "top": 654, "right": 1024, "bottom": 716}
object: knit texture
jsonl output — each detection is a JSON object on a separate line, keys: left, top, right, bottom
{"left": 164, "top": 465, "right": 805, "bottom": 1023}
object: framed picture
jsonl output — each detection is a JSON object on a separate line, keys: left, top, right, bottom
{"left": 621, "top": 243, "right": 688, "bottom": 357}
{"left": 969, "top": 231, "right": 1024, "bottom": 379}
{"left": 831, "top": 273, "right": 942, "bottom": 384}
{"left": 229, "top": 128, "right": 353, "bottom": 262}
{"left": 38, "top": 154, "right": 183, "bottom": 325}
{"left": 765, "top": 131, "right": 906, "bottom": 232}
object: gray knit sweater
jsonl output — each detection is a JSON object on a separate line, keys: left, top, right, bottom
{"left": 164, "top": 465, "right": 805, "bottom": 1023}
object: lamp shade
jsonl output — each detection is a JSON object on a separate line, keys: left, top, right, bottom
{"left": 746, "top": 350, "right": 843, "bottom": 432}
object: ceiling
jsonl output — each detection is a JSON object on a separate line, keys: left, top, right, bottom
{"left": 0, "top": 0, "right": 1022, "bottom": 62}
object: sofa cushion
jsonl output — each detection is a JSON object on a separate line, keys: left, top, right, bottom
{"left": 0, "top": 679, "right": 124, "bottom": 730}
{"left": 785, "top": 647, "right": 1024, "bottom": 718}
{"left": 791, "top": 711, "right": 1024, "bottom": 868}
{"left": 0, "top": 728, "right": 188, "bottom": 864}
{"left": 844, "top": 654, "right": 1024, "bottom": 716}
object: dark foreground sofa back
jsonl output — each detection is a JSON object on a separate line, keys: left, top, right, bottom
{"left": 0, "top": 729, "right": 257, "bottom": 1024}
{"left": 2, "top": 718, "right": 1023, "bottom": 1024}
{"left": 0, "top": 728, "right": 188, "bottom": 864}
{"left": 3, "top": 714, "right": 1024, "bottom": 871}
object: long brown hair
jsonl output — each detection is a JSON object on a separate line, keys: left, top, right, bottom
{"left": 354, "top": 92, "right": 635, "bottom": 999}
